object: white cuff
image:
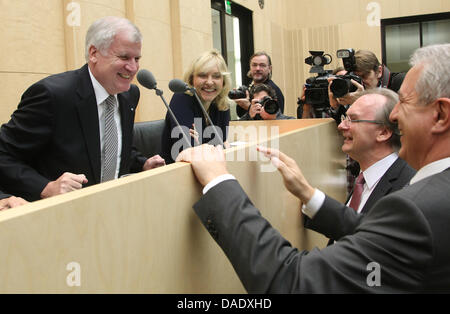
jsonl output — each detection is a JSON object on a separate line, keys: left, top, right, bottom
{"left": 301, "top": 189, "right": 325, "bottom": 219}
{"left": 203, "top": 174, "right": 237, "bottom": 195}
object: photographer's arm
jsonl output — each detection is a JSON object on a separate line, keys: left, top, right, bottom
{"left": 234, "top": 90, "right": 251, "bottom": 111}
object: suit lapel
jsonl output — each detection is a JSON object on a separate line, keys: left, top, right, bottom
{"left": 75, "top": 64, "right": 101, "bottom": 183}
{"left": 360, "top": 157, "right": 403, "bottom": 214}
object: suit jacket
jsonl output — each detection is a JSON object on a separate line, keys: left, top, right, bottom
{"left": 0, "top": 190, "right": 11, "bottom": 200}
{"left": 0, "top": 64, "right": 147, "bottom": 201}
{"left": 304, "top": 157, "right": 416, "bottom": 242}
{"left": 193, "top": 168, "right": 450, "bottom": 293}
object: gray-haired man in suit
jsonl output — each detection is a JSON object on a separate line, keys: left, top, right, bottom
{"left": 177, "top": 43, "right": 450, "bottom": 293}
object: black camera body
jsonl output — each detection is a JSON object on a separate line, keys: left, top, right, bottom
{"left": 303, "top": 49, "right": 363, "bottom": 111}
{"left": 257, "top": 96, "right": 279, "bottom": 115}
{"left": 304, "top": 75, "right": 331, "bottom": 108}
{"left": 330, "top": 73, "right": 363, "bottom": 98}
{"left": 337, "top": 48, "right": 356, "bottom": 73}
{"left": 228, "top": 85, "right": 248, "bottom": 99}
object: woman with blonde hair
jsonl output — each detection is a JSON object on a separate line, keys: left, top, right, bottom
{"left": 161, "top": 50, "right": 232, "bottom": 163}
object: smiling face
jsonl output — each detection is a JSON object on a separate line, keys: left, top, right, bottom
{"left": 192, "top": 63, "right": 224, "bottom": 106}
{"left": 338, "top": 94, "right": 385, "bottom": 164}
{"left": 88, "top": 31, "right": 141, "bottom": 95}
{"left": 389, "top": 65, "right": 435, "bottom": 170}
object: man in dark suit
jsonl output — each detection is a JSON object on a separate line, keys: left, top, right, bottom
{"left": 176, "top": 43, "right": 450, "bottom": 292}
{"left": 303, "top": 88, "right": 415, "bottom": 242}
{"left": 0, "top": 16, "right": 164, "bottom": 201}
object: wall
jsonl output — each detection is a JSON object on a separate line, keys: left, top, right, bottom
{"left": 0, "top": 0, "right": 448, "bottom": 124}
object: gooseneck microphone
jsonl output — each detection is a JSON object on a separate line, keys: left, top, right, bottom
{"left": 168, "top": 79, "right": 224, "bottom": 147}
{"left": 137, "top": 70, "right": 192, "bottom": 149}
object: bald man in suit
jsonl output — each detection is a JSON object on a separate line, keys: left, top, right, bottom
{"left": 303, "top": 88, "right": 415, "bottom": 243}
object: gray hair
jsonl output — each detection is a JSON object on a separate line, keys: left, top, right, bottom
{"left": 357, "top": 88, "right": 401, "bottom": 151}
{"left": 85, "top": 16, "right": 142, "bottom": 62}
{"left": 410, "top": 43, "right": 450, "bottom": 105}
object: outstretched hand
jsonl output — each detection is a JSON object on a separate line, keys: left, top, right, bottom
{"left": 257, "top": 146, "right": 315, "bottom": 204}
{"left": 176, "top": 144, "right": 229, "bottom": 187}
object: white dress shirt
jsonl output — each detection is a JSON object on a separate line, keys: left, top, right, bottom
{"left": 303, "top": 153, "right": 398, "bottom": 218}
{"left": 409, "top": 157, "right": 450, "bottom": 185}
{"left": 88, "top": 68, "right": 122, "bottom": 179}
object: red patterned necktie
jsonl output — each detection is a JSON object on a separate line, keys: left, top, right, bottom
{"left": 349, "top": 172, "right": 365, "bottom": 211}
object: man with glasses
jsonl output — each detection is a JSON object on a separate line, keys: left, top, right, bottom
{"left": 234, "top": 52, "right": 285, "bottom": 118}
{"left": 176, "top": 44, "right": 450, "bottom": 292}
{"left": 303, "top": 88, "right": 415, "bottom": 243}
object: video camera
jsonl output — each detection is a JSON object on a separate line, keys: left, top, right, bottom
{"left": 304, "top": 49, "right": 363, "bottom": 112}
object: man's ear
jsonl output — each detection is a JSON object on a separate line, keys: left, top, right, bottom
{"left": 88, "top": 45, "right": 98, "bottom": 64}
{"left": 376, "top": 65, "right": 383, "bottom": 79}
{"left": 376, "top": 125, "right": 393, "bottom": 143}
{"left": 431, "top": 98, "right": 450, "bottom": 134}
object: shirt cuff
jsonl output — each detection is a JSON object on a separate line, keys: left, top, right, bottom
{"left": 202, "top": 174, "right": 237, "bottom": 195}
{"left": 301, "top": 188, "right": 325, "bottom": 219}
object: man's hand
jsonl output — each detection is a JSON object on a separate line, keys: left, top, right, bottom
{"left": 257, "top": 146, "right": 315, "bottom": 204}
{"left": 0, "top": 196, "right": 28, "bottom": 211}
{"left": 249, "top": 99, "right": 262, "bottom": 119}
{"left": 143, "top": 155, "right": 166, "bottom": 170}
{"left": 327, "top": 77, "right": 340, "bottom": 109}
{"left": 176, "top": 144, "right": 229, "bottom": 187}
{"left": 335, "top": 79, "right": 364, "bottom": 105}
{"left": 40, "top": 172, "right": 88, "bottom": 199}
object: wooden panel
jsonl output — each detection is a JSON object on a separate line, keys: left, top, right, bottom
{"left": 0, "top": 119, "right": 345, "bottom": 293}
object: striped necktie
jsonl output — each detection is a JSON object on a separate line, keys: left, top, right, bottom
{"left": 101, "top": 95, "right": 118, "bottom": 182}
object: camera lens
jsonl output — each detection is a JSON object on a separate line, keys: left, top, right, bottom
{"left": 260, "top": 96, "right": 279, "bottom": 114}
{"left": 330, "top": 78, "right": 351, "bottom": 98}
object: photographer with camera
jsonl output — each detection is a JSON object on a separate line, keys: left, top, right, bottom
{"left": 299, "top": 66, "right": 351, "bottom": 119}
{"left": 336, "top": 49, "right": 405, "bottom": 105}
{"left": 240, "top": 84, "right": 295, "bottom": 121}
{"left": 230, "top": 52, "right": 285, "bottom": 118}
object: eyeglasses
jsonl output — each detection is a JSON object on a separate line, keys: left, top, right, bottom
{"left": 340, "top": 115, "right": 385, "bottom": 126}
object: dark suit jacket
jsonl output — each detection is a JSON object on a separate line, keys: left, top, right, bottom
{"left": 194, "top": 168, "right": 450, "bottom": 293}
{"left": 0, "top": 190, "right": 11, "bottom": 200}
{"left": 304, "top": 157, "right": 416, "bottom": 242}
{"left": 0, "top": 64, "right": 147, "bottom": 201}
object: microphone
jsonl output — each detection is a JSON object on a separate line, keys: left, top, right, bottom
{"left": 168, "top": 79, "right": 224, "bottom": 147}
{"left": 168, "top": 79, "right": 192, "bottom": 94}
{"left": 136, "top": 69, "right": 157, "bottom": 90}
{"left": 136, "top": 70, "right": 192, "bottom": 149}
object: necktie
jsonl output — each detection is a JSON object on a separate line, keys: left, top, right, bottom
{"left": 349, "top": 172, "right": 365, "bottom": 212}
{"left": 101, "top": 95, "right": 118, "bottom": 182}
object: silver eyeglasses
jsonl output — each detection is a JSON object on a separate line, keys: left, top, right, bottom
{"left": 340, "top": 115, "right": 384, "bottom": 126}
